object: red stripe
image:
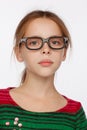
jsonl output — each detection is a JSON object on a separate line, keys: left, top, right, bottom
{"left": 0, "top": 87, "right": 17, "bottom": 106}
{"left": 57, "top": 96, "right": 81, "bottom": 113}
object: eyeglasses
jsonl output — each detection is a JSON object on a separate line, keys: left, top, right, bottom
{"left": 19, "top": 36, "right": 68, "bottom": 50}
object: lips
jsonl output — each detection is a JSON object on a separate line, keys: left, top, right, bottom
{"left": 38, "top": 59, "right": 53, "bottom": 67}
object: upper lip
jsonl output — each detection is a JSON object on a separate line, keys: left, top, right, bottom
{"left": 38, "top": 59, "right": 53, "bottom": 64}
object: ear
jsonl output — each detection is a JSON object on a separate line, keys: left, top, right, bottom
{"left": 62, "top": 48, "right": 67, "bottom": 61}
{"left": 14, "top": 46, "right": 24, "bottom": 62}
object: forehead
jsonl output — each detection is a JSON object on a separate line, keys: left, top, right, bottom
{"left": 24, "top": 18, "right": 62, "bottom": 37}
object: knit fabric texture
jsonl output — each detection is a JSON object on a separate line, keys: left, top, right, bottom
{"left": 0, "top": 87, "right": 87, "bottom": 130}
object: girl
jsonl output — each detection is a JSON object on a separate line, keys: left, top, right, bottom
{"left": 0, "top": 10, "right": 87, "bottom": 130}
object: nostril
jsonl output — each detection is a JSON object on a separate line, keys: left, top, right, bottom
{"left": 43, "top": 51, "right": 45, "bottom": 54}
{"left": 42, "top": 51, "right": 50, "bottom": 54}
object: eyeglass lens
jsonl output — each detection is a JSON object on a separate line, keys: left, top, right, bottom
{"left": 26, "top": 37, "right": 65, "bottom": 49}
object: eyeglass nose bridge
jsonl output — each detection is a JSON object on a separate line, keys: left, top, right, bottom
{"left": 41, "top": 38, "right": 51, "bottom": 49}
{"left": 42, "top": 38, "right": 49, "bottom": 44}
{"left": 41, "top": 38, "right": 50, "bottom": 49}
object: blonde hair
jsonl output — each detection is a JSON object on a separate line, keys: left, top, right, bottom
{"left": 14, "top": 10, "right": 72, "bottom": 84}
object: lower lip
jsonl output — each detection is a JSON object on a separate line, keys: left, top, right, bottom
{"left": 39, "top": 62, "right": 53, "bottom": 67}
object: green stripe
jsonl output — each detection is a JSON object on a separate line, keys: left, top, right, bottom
{"left": 0, "top": 105, "right": 87, "bottom": 130}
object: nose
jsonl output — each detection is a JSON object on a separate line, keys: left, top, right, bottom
{"left": 41, "top": 42, "right": 51, "bottom": 54}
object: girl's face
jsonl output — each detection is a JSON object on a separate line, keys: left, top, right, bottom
{"left": 16, "top": 18, "right": 67, "bottom": 77}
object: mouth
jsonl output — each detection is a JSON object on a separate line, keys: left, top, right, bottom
{"left": 38, "top": 59, "right": 53, "bottom": 67}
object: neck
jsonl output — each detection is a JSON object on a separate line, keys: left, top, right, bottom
{"left": 19, "top": 72, "right": 56, "bottom": 98}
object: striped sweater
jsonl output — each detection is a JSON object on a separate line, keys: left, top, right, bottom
{"left": 0, "top": 87, "right": 87, "bottom": 130}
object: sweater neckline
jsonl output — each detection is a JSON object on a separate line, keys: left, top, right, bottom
{"left": 7, "top": 87, "right": 71, "bottom": 114}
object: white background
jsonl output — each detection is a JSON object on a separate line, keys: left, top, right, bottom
{"left": 0, "top": 0, "right": 87, "bottom": 115}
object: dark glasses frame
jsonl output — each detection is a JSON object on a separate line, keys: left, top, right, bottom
{"left": 19, "top": 36, "right": 69, "bottom": 50}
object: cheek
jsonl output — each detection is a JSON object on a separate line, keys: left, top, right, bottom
{"left": 21, "top": 51, "right": 37, "bottom": 68}
{"left": 54, "top": 50, "right": 66, "bottom": 62}
{"left": 53, "top": 51, "right": 66, "bottom": 69}
{"left": 58, "top": 49, "right": 66, "bottom": 61}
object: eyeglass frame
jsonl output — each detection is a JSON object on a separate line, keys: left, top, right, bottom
{"left": 19, "top": 36, "right": 69, "bottom": 50}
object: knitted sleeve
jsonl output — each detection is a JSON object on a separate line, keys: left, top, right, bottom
{"left": 76, "top": 105, "right": 87, "bottom": 130}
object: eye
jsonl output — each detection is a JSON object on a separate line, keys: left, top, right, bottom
{"left": 30, "top": 41, "right": 38, "bottom": 45}
{"left": 27, "top": 40, "right": 39, "bottom": 46}
{"left": 52, "top": 41, "right": 59, "bottom": 45}
{"left": 51, "top": 40, "right": 62, "bottom": 46}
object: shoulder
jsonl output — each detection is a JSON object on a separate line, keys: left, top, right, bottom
{"left": 66, "top": 98, "right": 87, "bottom": 128}
{"left": 67, "top": 96, "right": 82, "bottom": 111}
{"left": 0, "top": 87, "right": 13, "bottom": 105}
{"left": 59, "top": 96, "right": 82, "bottom": 114}
{"left": 0, "top": 87, "right": 10, "bottom": 94}
{"left": 0, "top": 87, "right": 9, "bottom": 95}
